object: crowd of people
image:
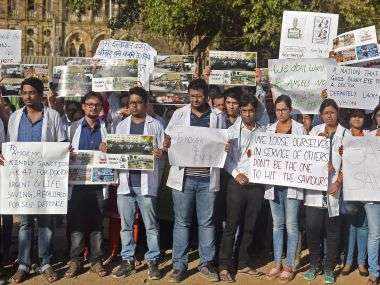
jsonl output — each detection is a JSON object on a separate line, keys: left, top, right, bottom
{"left": 0, "top": 68, "right": 379, "bottom": 285}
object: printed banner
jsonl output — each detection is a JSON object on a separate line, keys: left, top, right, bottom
{"left": 167, "top": 126, "right": 228, "bottom": 168}
{"left": 248, "top": 133, "right": 329, "bottom": 191}
{"left": 0, "top": 29, "right": 21, "bottom": 64}
{"left": 69, "top": 151, "right": 118, "bottom": 185}
{"left": 0, "top": 64, "right": 49, "bottom": 96}
{"left": 279, "top": 11, "right": 339, "bottom": 59}
{"left": 330, "top": 26, "right": 379, "bottom": 65}
{"left": 209, "top": 51, "right": 257, "bottom": 86}
{"left": 53, "top": 65, "right": 93, "bottom": 97}
{"left": 99, "top": 134, "right": 155, "bottom": 171}
{"left": 94, "top": 39, "right": 157, "bottom": 90}
{"left": 269, "top": 58, "right": 336, "bottom": 114}
{"left": 92, "top": 59, "right": 139, "bottom": 92}
{"left": 327, "top": 66, "right": 380, "bottom": 110}
{"left": 0, "top": 142, "right": 69, "bottom": 214}
{"left": 343, "top": 136, "right": 380, "bottom": 201}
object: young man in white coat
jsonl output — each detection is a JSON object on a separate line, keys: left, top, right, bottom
{"left": 107, "top": 87, "right": 165, "bottom": 280}
{"left": 164, "top": 79, "right": 226, "bottom": 283}
{"left": 65, "top": 92, "right": 109, "bottom": 279}
{"left": 5, "top": 78, "right": 66, "bottom": 283}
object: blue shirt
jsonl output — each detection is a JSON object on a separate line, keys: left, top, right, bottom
{"left": 17, "top": 107, "right": 44, "bottom": 142}
{"left": 128, "top": 120, "right": 145, "bottom": 192}
{"left": 78, "top": 119, "right": 102, "bottom": 150}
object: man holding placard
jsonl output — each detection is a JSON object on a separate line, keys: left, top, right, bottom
{"left": 65, "top": 92, "right": 109, "bottom": 279}
{"left": 164, "top": 79, "right": 226, "bottom": 283}
{"left": 5, "top": 78, "right": 66, "bottom": 283}
{"left": 108, "top": 87, "right": 165, "bottom": 280}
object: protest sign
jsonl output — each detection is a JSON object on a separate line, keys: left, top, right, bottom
{"left": 279, "top": 11, "right": 339, "bottom": 59}
{"left": 0, "top": 64, "right": 49, "bottom": 96}
{"left": 343, "top": 136, "right": 380, "bottom": 201}
{"left": 330, "top": 26, "right": 379, "bottom": 65}
{"left": 167, "top": 126, "right": 228, "bottom": 168}
{"left": 0, "top": 29, "right": 21, "bottom": 64}
{"left": 0, "top": 142, "right": 69, "bottom": 214}
{"left": 69, "top": 151, "right": 118, "bottom": 185}
{"left": 53, "top": 65, "right": 93, "bottom": 97}
{"left": 327, "top": 66, "right": 380, "bottom": 110}
{"left": 92, "top": 59, "right": 139, "bottom": 92}
{"left": 150, "top": 92, "right": 189, "bottom": 105}
{"left": 209, "top": 51, "right": 257, "bottom": 86}
{"left": 269, "top": 58, "right": 336, "bottom": 114}
{"left": 248, "top": 133, "right": 329, "bottom": 191}
{"left": 94, "top": 39, "right": 157, "bottom": 90}
{"left": 151, "top": 55, "right": 194, "bottom": 96}
{"left": 98, "top": 134, "right": 155, "bottom": 171}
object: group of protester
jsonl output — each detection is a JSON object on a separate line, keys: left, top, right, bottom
{"left": 0, "top": 68, "right": 379, "bottom": 285}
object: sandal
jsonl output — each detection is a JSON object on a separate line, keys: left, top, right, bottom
{"left": 11, "top": 269, "right": 28, "bottom": 283}
{"left": 219, "top": 270, "right": 235, "bottom": 283}
{"left": 279, "top": 266, "right": 295, "bottom": 283}
{"left": 42, "top": 266, "right": 58, "bottom": 283}
{"left": 266, "top": 266, "right": 282, "bottom": 280}
{"left": 65, "top": 260, "right": 83, "bottom": 278}
{"left": 359, "top": 265, "right": 369, "bottom": 277}
{"left": 340, "top": 264, "right": 352, "bottom": 276}
{"left": 238, "top": 267, "right": 264, "bottom": 277}
{"left": 367, "top": 276, "right": 378, "bottom": 285}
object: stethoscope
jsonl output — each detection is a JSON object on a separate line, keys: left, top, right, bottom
{"left": 238, "top": 119, "right": 256, "bottom": 156}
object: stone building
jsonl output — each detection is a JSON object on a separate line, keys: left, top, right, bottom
{"left": 0, "top": 0, "right": 116, "bottom": 57}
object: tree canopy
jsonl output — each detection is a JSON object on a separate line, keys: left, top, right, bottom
{"left": 69, "top": 0, "right": 380, "bottom": 59}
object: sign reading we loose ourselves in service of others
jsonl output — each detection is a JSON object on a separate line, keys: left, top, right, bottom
{"left": 248, "top": 133, "right": 330, "bottom": 191}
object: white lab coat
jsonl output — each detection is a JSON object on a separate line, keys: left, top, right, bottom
{"left": 304, "top": 123, "right": 348, "bottom": 217}
{"left": 264, "top": 119, "right": 306, "bottom": 200}
{"left": 116, "top": 114, "right": 165, "bottom": 197}
{"left": 165, "top": 104, "right": 226, "bottom": 192}
{"left": 69, "top": 118, "right": 109, "bottom": 199}
{"left": 7, "top": 106, "right": 67, "bottom": 142}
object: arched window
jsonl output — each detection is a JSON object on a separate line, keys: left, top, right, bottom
{"left": 69, "top": 42, "right": 77, "bottom": 57}
{"left": 43, "top": 43, "right": 51, "bottom": 56}
{"left": 26, "top": 41, "right": 34, "bottom": 56}
{"left": 78, "top": 44, "right": 86, "bottom": 57}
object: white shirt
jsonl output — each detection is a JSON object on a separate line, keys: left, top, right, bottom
{"left": 224, "top": 119, "right": 266, "bottom": 178}
{"left": 0, "top": 119, "right": 5, "bottom": 151}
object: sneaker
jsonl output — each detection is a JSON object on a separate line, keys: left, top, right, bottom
{"left": 90, "top": 262, "right": 108, "bottom": 277}
{"left": 199, "top": 262, "right": 219, "bottom": 282}
{"left": 168, "top": 269, "right": 186, "bottom": 283}
{"left": 112, "top": 260, "right": 135, "bottom": 278}
{"left": 324, "top": 272, "right": 335, "bottom": 284}
{"left": 148, "top": 261, "right": 161, "bottom": 280}
{"left": 304, "top": 268, "right": 318, "bottom": 281}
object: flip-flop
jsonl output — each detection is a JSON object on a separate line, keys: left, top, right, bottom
{"left": 238, "top": 268, "right": 265, "bottom": 277}
{"left": 219, "top": 270, "right": 235, "bottom": 283}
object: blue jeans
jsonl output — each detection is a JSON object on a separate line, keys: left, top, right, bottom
{"left": 172, "top": 176, "right": 216, "bottom": 271}
{"left": 117, "top": 191, "right": 160, "bottom": 262}
{"left": 269, "top": 188, "right": 300, "bottom": 268}
{"left": 365, "top": 202, "right": 380, "bottom": 278}
{"left": 18, "top": 215, "right": 54, "bottom": 271}
{"left": 344, "top": 208, "right": 368, "bottom": 266}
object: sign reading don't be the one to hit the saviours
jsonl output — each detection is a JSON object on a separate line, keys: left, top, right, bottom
{"left": 248, "top": 133, "right": 330, "bottom": 191}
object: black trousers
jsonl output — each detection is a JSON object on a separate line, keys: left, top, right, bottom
{"left": 305, "top": 206, "right": 341, "bottom": 272}
{"left": 218, "top": 178, "right": 264, "bottom": 270}
{"left": 67, "top": 186, "right": 106, "bottom": 263}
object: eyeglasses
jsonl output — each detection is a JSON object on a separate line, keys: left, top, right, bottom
{"left": 84, "top": 103, "right": 102, "bottom": 109}
{"left": 275, "top": 108, "right": 290, "bottom": 113}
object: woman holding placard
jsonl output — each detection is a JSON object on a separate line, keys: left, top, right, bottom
{"left": 364, "top": 104, "right": 380, "bottom": 285}
{"left": 341, "top": 109, "right": 369, "bottom": 277}
{"left": 265, "top": 95, "right": 305, "bottom": 282}
{"left": 303, "top": 99, "right": 347, "bottom": 284}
